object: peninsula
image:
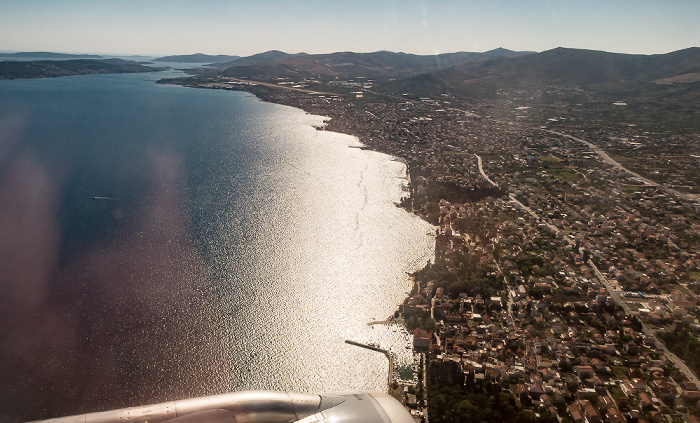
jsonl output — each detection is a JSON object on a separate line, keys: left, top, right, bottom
{"left": 0, "top": 51, "right": 104, "bottom": 59}
{"left": 0, "top": 58, "right": 162, "bottom": 79}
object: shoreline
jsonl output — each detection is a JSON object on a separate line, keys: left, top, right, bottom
{"left": 312, "top": 106, "right": 434, "bottom": 322}
{"left": 161, "top": 76, "right": 700, "bottom": 418}
{"left": 182, "top": 80, "right": 438, "bottom": 307}
{"left": 233, "top": 82, "right": 438, "bottom": 342}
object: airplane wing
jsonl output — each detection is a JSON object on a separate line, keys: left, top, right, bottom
{"left": 28, "top": 390, "right": 414, "bottom": 423}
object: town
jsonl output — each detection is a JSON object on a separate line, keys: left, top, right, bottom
{"left": 167, "top": 72, "right": 700, "bottom": 423}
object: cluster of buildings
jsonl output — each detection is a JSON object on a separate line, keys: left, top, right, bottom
{"left": 185, "top": 75, "right": 700, "bottom": 423}
{"left": 404, "top": 188, "right": 700, "bottom": 423}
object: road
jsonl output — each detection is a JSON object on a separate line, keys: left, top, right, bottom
{"left": 422, "top": 352, "right": 429, "bottom": 423}
{"left": 588, "top": 258, "right": 633, "bottom": 316}
{"left": 508, "top": 194, "right": 561, "bottom": 235}
{"left": 508, "top": 182, "right": 700, "bottom": 388}
{"left": 482, "top": 129, "right": 700, "bottom": 388}
{"left": 588, "top": 259, "right": 700, "bottom": 388}
{"left": 546, "top": 130, "right": 700, "bottom": 204}
{"left": 475, "top": 153, "right": 561, "bottom": 235}
{"left": 474, "top": 154, "right": 498, "bottom": 187}
{"left": 476, "top": 153, "right": 562, "bottom": 235}
{"left": 496, "top": 263, "right": 517, "bottom": 329}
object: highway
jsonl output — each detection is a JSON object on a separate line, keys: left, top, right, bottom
{"left": 546, "top": 130, "right": 700, "bottom": 204}
{"left": 480, "top": 138, "right": 698, "bottom": 385}
{"left": 588, "top": 259, "right": 700, "bottom": 388}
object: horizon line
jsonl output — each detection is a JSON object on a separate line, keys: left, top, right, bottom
{"left": 1, "top": 45, "right": 698, "bottom": 59}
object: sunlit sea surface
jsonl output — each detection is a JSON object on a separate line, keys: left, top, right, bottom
{"left": 0, "top": 70, "right": 434, "bottom": 420}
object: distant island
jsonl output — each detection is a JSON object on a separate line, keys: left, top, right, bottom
{"left": 0, "top": 51, "right": 104, "bottom": 59}
{"left": 153, "top": 53, "right": 240, "bottom": 63}
{"left": 0, "top": 59, "right": 163, "bottom": 79}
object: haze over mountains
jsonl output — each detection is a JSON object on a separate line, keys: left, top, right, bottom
{"left": 0, "top": 59, "right": 160, "bottom": 79}
{"left": 379, "top": 46, "right": 700, "bottom": 98}
{"left": 185, "top": 48, "right": 534, "bottom": 79}
{"left": 2, "top": 46, "right": 698, "bottom": 102}
{"left": 0, "top": 51, "right": 104, "bottom": 59}
{"left": 153, "top": 53, "right": 240, "bottom": 63}
{"left": 160, "top": 47, "right": 699, "bottom": 99}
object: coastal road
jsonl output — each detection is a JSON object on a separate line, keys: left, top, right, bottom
{"left": 588, "top": 259, "right": 700, "bottom": 387}
{"left": 546, "top": 130, "right": 700, "bottom": 204}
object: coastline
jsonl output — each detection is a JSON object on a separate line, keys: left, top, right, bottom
{"left": 231, "top": 82, "right": 435, "bottom": 395}
{"left": 185, "top": 80, "right": 437, "bottom": 314}
{"left": 1, "top": 75, "right": 431, "bottom": 419}
{"left": 8, "top": 67, "right": 700, "bottom": 422}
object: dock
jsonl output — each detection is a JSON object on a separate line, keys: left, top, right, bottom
{"left": 345, "top": 340, "right": 394, "bottom": 392}
{"left": 366, "top": 320, "right": 392, "bottom": 326}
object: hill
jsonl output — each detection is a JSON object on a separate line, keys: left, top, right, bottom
{"left": 0, "top": 51, "right": 103, "bottom": 59}
{"left": 214, "top": 50, "right": 309, "bottom": 67}
{"left": 377, "top": 47, "right": 700, "bottom": 99}
{"left": 210, "top": 48, "right": 533, "bottom": 80}
{"left": 0, "top": 59, "right": 162, "bottom": 79}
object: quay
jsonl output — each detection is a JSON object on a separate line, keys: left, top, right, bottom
{"left": 366, "top": 320, "right": 392, "bottom": 325}
{"left": 345, "top": 340, "right": 394, "bottom": 392}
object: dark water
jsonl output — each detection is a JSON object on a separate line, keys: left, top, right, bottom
{"left": 0, "top": 71, "right": 433, "bottom": 421}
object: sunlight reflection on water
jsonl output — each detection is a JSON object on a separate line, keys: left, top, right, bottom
{"left": 0, "top": 74, "right": 434, "bottom": 419}
{"left": 197, "top": 117, "right": 434, "bottom": 393}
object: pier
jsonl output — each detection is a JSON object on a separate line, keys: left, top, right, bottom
{"left": 345, "top": 340, "right": 394, "bottom": 392}
{"left": 366, "top": 320, "right": 392, "bottom": 326}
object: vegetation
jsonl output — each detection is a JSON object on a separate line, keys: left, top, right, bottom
{"left": 403, "top": 307, "right": 436, "bottom": 332}
{"left": 413, "top": 257, "right": 503, "bottom": 300}
{"left": 0, "top": 59, "right": 161, "bottom": 79}
{"left": 657, "top": 328, "right": 700, "bottom": 378}
{"left": 428, "top": 361, "right": 554, "bottom": 423}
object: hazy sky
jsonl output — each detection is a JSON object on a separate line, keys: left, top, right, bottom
{"left": 1, "top": 0, "right": 698, "bottom": 56}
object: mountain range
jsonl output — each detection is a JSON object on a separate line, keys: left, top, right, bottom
{"left": 209, "top": 48, "right": 533, "bottom": 80}
{"left": 3, "top": 47, "right": 699, "bottom": 103}
{"left": 377, "top": 46, "right": 700, "bottom": 98}
{"left": 181, "top": 46, "right": 699, "bottom": 102}
{"left": 0, "top": 51, "right": 104, "bottom": 59}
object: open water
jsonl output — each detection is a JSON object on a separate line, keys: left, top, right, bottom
{"left": 0, "top": 69, "right": 434, "bottom": 421}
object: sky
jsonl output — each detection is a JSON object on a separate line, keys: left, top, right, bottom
{"left": 1, "top": 0, "right": 698, "bottom": 57}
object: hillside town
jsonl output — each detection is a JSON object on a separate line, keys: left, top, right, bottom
{"left": 173, "top": 74, "right": 700, "bottom": 423}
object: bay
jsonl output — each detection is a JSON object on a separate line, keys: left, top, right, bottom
{"left": 0, "top": 71, "right": 434, "bottom": 421}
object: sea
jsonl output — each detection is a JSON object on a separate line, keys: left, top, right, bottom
{"left": 0, "top": 67, "right": 434, "bottom": 421}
